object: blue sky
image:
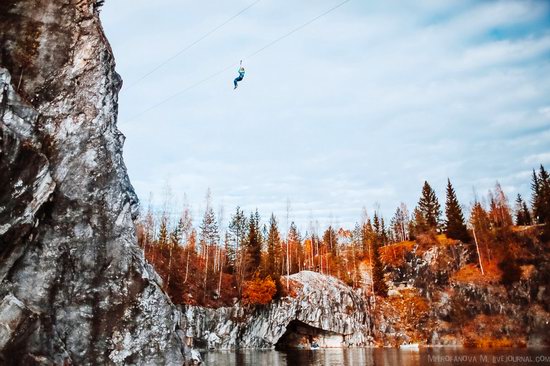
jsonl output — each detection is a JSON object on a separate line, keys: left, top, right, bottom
{"left": 101, "top": 0, "right": 550, "bottom": 231}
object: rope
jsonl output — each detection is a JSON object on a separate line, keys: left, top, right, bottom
{"left": 124, "top": 64, "right": 237, "bottom": 123}
{"left": 126, "top": 0, "right": 263, "bottom": 89}
{"left": 123, "top": 0, "right": 352, "bottom": 124}
{"left": 245, "top": 0, "right": 351, "bottom": 61}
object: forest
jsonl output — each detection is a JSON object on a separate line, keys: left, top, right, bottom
{"left": 136, "top": 165, "right": 550, "bottom": 308}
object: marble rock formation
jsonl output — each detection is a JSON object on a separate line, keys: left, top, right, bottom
{"left": 0, "top": 1, "right": 190, "bottom": 364}
{"left": 182, "top": 271, "right": 373, "bottom": 350}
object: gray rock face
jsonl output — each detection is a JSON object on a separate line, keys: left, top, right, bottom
{"left": 182, "top": 271, "right": 373, "bottom": 350}
{"left": 382, "top": 237, "right": 550, "bottom": 347}
{"left": 0, "top": 1, "right": 188, "bottom": 364}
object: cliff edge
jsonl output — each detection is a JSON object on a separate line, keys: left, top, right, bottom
{"left": 0, "top": 1, "right": 188, "bottom": 364}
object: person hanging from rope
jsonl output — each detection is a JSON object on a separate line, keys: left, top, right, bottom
{"left": 233, "top": 60, "right": 245, "bottom": 89}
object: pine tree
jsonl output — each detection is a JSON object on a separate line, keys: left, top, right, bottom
{"left": 199, "top": 192, "right": 219, "bottom": 300}
{"left": 245, "top": 211, "right": 262, "bottom": 279}
{"left": 353, "top": 223, "right": 362, "bottom": 250}
{"left": 228, "top": 206, "right": 247, "bottom": 275}
{"left": 223, "top": 232, "right": 233, "bottom": 273}
{"left": 179, "top": 202, "right": 194, "bottom": 284}
{"left": 158, "top": 216, "right": 169, "bottom": 245}
{"left": 371, "top": 229, "right": 387, "bottom": 297}
{"left": 373, "top": 212, "right": 381, "bottom": 235}
{"left": 531, "top": 169, "right": 540, "bottom": 222}
{"left": 183, "top": 229, "right": 197, "bottom": 284}
{"left": 532, "top": 165, "right": 550, "bottom": 225}
{"left": 323, "top": 226, "right": 338, "bottom": 257}
{"left": 417, "top": 181, "right": 441, "bottom": 231}
{"left": 522, "top": 201, "right": 532, "bottom": 225}
{"left": 170, "top": 218, "right": 183, "bottom": 246}
{"left": 199, "top": 205, "right": 219, "bottom": 248}
{"left": 540, "top": 165, "right": 550, "bottom": 225}
{"left": 361, "top": 219, "right": 374, "bottom": 258}
{"left": 166, "top": 219, "right": 182, "bottom": 292}
{"left": 321, "top": 225, "right": 338, "bottom": 276}
{"left": 288, "top": 222, "right": 302, "bottom": 273}
{"left": 254, "top": 210, "right": 263, "bottom": 251}
{"left": 143, "top": 200, "right": 155, "bottom": 250}
{"left": 515, "top": 194, "right": 532, "bottom": 226}
{"left": 409, "top": 207, "right": 426, "bottom": 239}
{"left": 310, "top": 233, "right": 321, "bottom": 270}
{"left": 444, "top": 179, "right": 470, "bottom": 242}
{"left": 266, "top": 214, "right": 282, "bottom": 278}
{"left": 515, "top": 194, "right": 525, "bottom": 225}
{"left": 380, "top": 217, "right": 388, "bottom": 245}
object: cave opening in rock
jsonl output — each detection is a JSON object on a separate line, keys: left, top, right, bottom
{"left": 275, "top": 320, "right": 344, "bottom": 350}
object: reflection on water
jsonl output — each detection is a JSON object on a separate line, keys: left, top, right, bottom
{"left": 202, "top": 348, "right": 550, "bottom": 366}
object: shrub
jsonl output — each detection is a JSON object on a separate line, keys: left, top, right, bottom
{"left": 242, "top": 276, "right": 277, "bottom": 305}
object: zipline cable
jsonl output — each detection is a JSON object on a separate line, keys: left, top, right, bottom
{"left": 124, "top": 64, "right": 237, "bottom": 123}
{"left": 245, "top": 0, "right": 351, "bottom": 61}
{"left": 126, "top": 0, "right": 263, "bottom": 89}
{"left": 123, "top": 0, "right": 352, "bottom": 124}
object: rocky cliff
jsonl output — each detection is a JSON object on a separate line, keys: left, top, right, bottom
{"left": 181, "top": 271, "right": 373, "bottom": 350}
{"left": 0, "top": 1, "right": 190, "bottom": 364}
{"left": 377, "top": 233, "right": 550, "bottom": 347}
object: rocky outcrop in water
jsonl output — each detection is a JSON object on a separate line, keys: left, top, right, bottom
{"left": 182, "top": 271, "right": 373, "bottom": 350}
{"left": 0, "top": 1, "right": 190, "bottom": 364}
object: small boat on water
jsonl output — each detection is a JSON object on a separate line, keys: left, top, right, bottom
{"left": 310, "top": 342, "right": 320, "bottom": 350}
{"left": 399, "top": 343, "right": 419, "bottom": 350}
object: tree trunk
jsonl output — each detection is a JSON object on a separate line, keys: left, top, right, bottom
{"left": 472, "top": 228, "right": 485, "bottom": 275}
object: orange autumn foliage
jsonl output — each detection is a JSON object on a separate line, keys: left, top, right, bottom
{"left": 242, "top": 276, "right": 277, "bottom": 305}
{"left": 452, "top": 261, "right": 501, "bottom": 285}
{"left": 462, "top": 314, "right": 525, "bottom": 348}
{"left": 380, "top": 240, "right": 415, "bottom": 267}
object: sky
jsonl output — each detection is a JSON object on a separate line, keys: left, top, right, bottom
{"left": 100, "top": 0, "right": 550, "bottom": 231}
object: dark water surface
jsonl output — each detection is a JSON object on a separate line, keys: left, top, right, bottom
{"left": 202, "top": 348, "right": 550, "bottom": 366}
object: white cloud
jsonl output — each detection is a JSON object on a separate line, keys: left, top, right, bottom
{"left": 101, "top": 0, "right": 550, "bottom": 230}
{"left": 524, "top": 152, "right": 550, "bottom": 165}
{"left": 539, "top": 106, "right": 550, "bottom": 118}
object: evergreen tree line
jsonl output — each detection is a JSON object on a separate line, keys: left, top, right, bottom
{"left": 395, "top": 165, "right": 550, "bottom": 242}
{"left": 136, "top": 165, "right": 550, "bottom": 305}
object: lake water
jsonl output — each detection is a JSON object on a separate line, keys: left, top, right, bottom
{"left": 201, "top": 348, "right": 550, "bottom": 366}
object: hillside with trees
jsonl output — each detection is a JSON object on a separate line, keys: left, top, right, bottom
{"left": 137, "top": 165, "right": 549, "bottom": 302}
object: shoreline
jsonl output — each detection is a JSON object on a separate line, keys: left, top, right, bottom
{"left": 196, "top": 344, "right": 550, "bottom": 352}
